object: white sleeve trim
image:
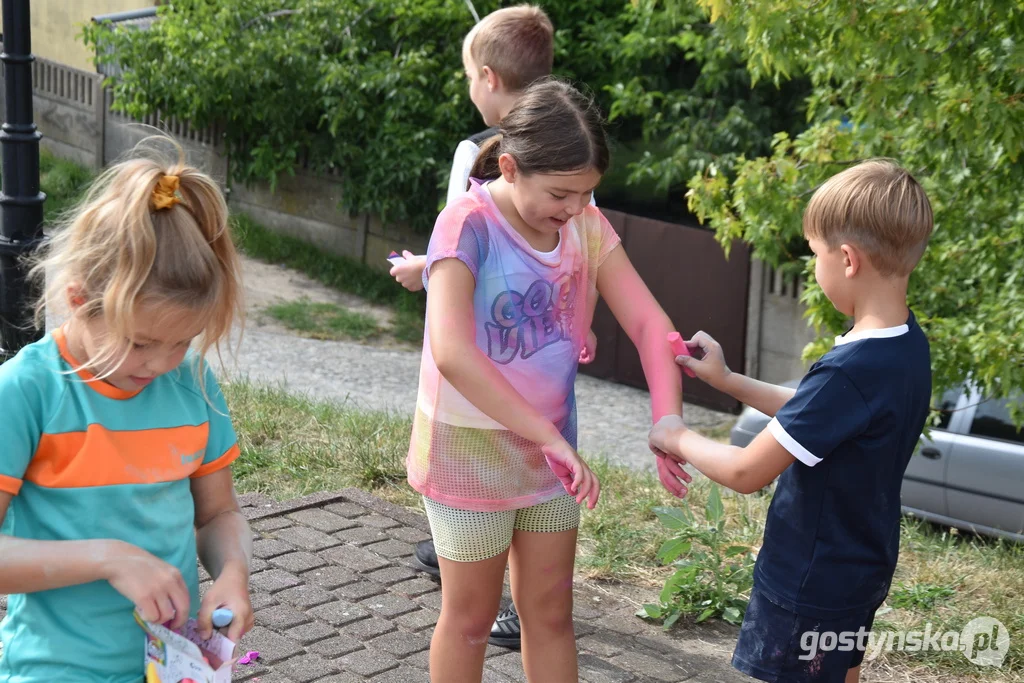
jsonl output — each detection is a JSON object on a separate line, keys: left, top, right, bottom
{"left": 446, "top": 140, "right": 481, "bottom": 206}
{"left": 768, "top": 417, "right": 823, "bottom": 466}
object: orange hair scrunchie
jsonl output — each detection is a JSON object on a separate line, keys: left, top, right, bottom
{"left": 151, "top": 175, "right": 181, "bottom": 211}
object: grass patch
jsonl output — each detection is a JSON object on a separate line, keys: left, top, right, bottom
{"left": 265, "top": 300, "right": 381, "bottom": 342}
{"left": 39, "top": 150, "right": 95, "bottom": 221}
{"left": 227, "top": 378, "right": 1023, "bottom": 680}
{"left": 232, "top": 214, "right": 425, "bottom": 342}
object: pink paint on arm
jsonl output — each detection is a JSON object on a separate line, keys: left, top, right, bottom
{"left": 667, "top": 332, "right": 697, "bottom": 378}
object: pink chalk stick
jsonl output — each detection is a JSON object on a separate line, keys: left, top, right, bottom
{"left": 667, "top": 332, "right": 697, "bottom": 378}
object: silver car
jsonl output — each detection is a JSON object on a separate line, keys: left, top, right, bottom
{"left": 729, "top": 384, "right": 1024, "bottom": 542}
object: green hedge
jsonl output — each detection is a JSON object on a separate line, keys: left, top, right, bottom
{"left": 84, "top": 0, "right": 806, "bottom": 232}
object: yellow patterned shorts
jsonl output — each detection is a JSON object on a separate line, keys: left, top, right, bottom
{"left": 422, "top": 495, "right": 580, "bottom": 563}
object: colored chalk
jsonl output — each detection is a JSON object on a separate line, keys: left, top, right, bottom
{"left": 667, "top": 332, "right": 697, "bottom": 378}
{"left": 211, "top": 608, "right": 233, "bottom": 629}
{"left": 237, "top": 651, "right": 260, "bottom": 665}
{"left": 387, "top": 250, "right": 406, "bottom": 266}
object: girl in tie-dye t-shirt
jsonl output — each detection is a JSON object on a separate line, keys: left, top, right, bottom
{"left": 406, "top": 78, "right": 690, "bottom": 683}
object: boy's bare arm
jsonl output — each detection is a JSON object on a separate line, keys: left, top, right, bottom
{"left": 649, "top": 417, "right": 794, "bottom": 494}
{"left": 679, "top": 331, "right": 796, "bottom": 417}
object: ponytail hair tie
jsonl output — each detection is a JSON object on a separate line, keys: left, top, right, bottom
{"left": 151, "top": 175, "right": 181, "bottom": 211}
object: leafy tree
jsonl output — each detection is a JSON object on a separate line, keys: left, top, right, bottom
{"left": 685, "top": 0, "right": 1024, "bottom": 407}
{"left": 84, "top": 0, "right": 807, "bottom": 228}
{"left": 84, "top": 0, "right": 477, "bottom": 231}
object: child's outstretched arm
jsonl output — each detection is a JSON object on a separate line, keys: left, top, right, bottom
{"left": 191, "top": 468, "right": 254, "bottom": 643}
{"left": 428, "top": 258, "right": 600, "bottom": 508}
{"left": 594, "top": 245, "right": 691, "bottom": 497}
{"left": 649, "top": 418, "right": 795, "bottom": 494}
{"left": 0, "top": 493, "right": 192, "bottom": 629}
{"left": 678, "top": 331, "right": 795, "bottom": 418}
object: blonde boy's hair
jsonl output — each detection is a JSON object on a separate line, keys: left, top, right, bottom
{"left": 30, "top": 135, "right": 244, "bottom": 381}
{"left": 464, "top": 4, "right": 554, "bottom": 92}
{"left": 803, "top": 159, "right": 933, "bottom": 277}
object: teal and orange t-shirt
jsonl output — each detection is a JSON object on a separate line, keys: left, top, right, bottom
{"left": 0, "top": 329, "right": 240, "bottom": 682}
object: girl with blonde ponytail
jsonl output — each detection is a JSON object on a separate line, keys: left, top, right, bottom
{"left": 0, "top": 138, "right": 253, "bottom": 682}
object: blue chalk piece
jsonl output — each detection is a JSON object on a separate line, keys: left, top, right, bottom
{"left": 212, "top": 608, "right": 233, "bottom": 628}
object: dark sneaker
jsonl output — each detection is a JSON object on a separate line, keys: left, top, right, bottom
{"left": 411, "top": 539, "right": 440, "bottom": 577}
{"left": 489, "top": 602, "right": 521, "bottom": 650}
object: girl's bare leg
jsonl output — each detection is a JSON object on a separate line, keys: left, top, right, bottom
{"left": 509, "top": 528, "right": 579, "bottom": 682}
{"left": 430, "top": 549, "right": 509, "bottom": 683}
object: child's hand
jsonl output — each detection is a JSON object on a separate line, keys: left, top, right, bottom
{"left": 390, "top": 251, "right": 427, "bottom": 292}
{"left": 578, "top": 329, "right": 598, "bottom": 364}
{"left": 197, "top": 564, "right": 253, "bottom": 643}
{"left": 649, "top": 415, "right": 693, "bottom": 498}
{"left": 678, "top": 331, "right": 731, "bottom": 388}
{"left": 104, "top": 542, "right": 191, "bottom": 630}
{"left": 541, "top": 440, "right": 601, "bottom": 509}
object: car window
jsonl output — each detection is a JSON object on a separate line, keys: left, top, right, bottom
{"left": 968, "top": 396, "right": 1024, "bottom": 445}
{"left": 933, "top": 388, "right": 961, "bottom": 430}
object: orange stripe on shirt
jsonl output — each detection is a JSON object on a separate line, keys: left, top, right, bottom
{"left": 0, "top": 473, "right": 23, "bottom": 495}
{"left": 191, "top": 444, "right": 241, "bottom": 479}
{"left": 25, "top": 423, "right": 211, "bottom": 489}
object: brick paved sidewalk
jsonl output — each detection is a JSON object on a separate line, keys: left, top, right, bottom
{"left": 0, "top": 488, "right": 749, "bottom": 683}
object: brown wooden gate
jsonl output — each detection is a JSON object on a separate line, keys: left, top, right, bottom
{"left": 581, "top": 209, "right": 750, "bottom": 413}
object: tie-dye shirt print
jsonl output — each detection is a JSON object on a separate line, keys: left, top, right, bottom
{"left": 407, "top": 179, "right": 621, "bottom": 512}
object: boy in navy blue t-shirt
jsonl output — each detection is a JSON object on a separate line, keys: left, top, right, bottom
{"left": 649, "top": 160, "right": 934, "bottom": 683}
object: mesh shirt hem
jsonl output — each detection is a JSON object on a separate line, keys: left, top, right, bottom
{"left": 407, "top": 476, "right": 569, "bottom": 513}
{"left": 424, "top": 248, "right": 478, "bottom": 284}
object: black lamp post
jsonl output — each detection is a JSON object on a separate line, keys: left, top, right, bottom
{"left": 0, "top": 0, "right": 45, "bottom": 361}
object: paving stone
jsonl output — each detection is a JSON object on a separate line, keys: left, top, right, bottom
{"left": 324, "top": 502, "right": 369, "bottom": 518}
{"left": 250, "top": 591, "right": 277, "bottom": 611}
{"left": 277, "top": 583, "right": 335, "bottom": 609}
{"left": 487, "top": 653, "right": 527, "bottom": 682}
{"left": 334, "top": 526, "right": 390, "bottom": 546}
{"left": 484, "top": 644, "right": 507, "bottom": 659}
{"left": 272, "top": 550, "right": 328, "bottom": 574}
{"left": 238, "top": 626, "right": 303, "bottom": 663}
{"left": 595, "top": 615, "right": 646, "bottom": 637}
{"left": 251, "top": 568, "right": 302, "bottom": 593}
{"left": 270, "top": 548, "right": 325, "bottom": 577}
{"left": 404, "top": 650, "right": 430, "bottom": 670}
{"left": 363, "top": 539, "right": 415, "bottom": 559}
{"left": 286, "top": 508, "right": 358, "bottom": 533}
{"left": 578, "top": 633, "right": 628, "bottom": 657}
{"left": 362, "top": 593, "right": 419, "bottom": 619}
{"left": 313, "top": 674, "right": 362, "bottom": 683}
{"left": 388, "top": 527, "right": 432, "bottom": 544}
{"left": 388, "top": 577, "right": 438, "bottom": 598}
{"left": 256, "top": 604, "right": 312, "bottom": 630}
{"left": 254, "top": 537, "right": 295, "bottom": 559}
{"left": 308, "top": 599, "right": 371, "bottom": 627}
{"left": 340, "top": 616, "right": 395, "bottom": 640}
{"left": 579, "top": 654, "right": 636, "bottom": 683}
{"left": 611, "top": 651, "right": 693, "bottom": 682}
{"left": 416, "top": 591, "right": 442, "bottom": 611}
{"left": 312, "top": 674, "right": 362, "bottom": 683}
{"left": 231, "top": 661, "right": 268, "bottom": 681}
{"left": 338, "top": 648, "right": 400, "bottom": 677}
{"left": 199, "top": 565, "right": 212, "bottom": 582}
{"left": 252, "top": 517, "right": 293, "bottom": 532}
{"left": 367, "top": 630, "right": 431, "bottom": 658}
{"left": 240, "top": 674, "right": 293, "bottom": 683}
{"left": 250, "top": 557, "right": 270, "bottom": 573}
{"left": 324, "top": 545, "right": 391, "bottom": 573}
{"left": 279, "top": 525, "right": 343, "bottom": 551}
{"left": 482, "top": 668, "right": 516, "bottom": 683}
{"left": 395, "top": 608, "right": 439, "bottom": 633}
{"left": 273, "top": 652, "right": 340, "bottom": 682}
{"left": 358, "top": 514, "right": 401, "bottom": 530}
{"left": 302, "top": 565, "right": 360, "bottom": 589}
{"left": 365, "top": 565, "right": 418, "bottom": 586}
{"left": 335, "top": 580, "right": 387, "bottom": 602}
{"left": 286, "top": 619, "right": 338, "bottom": 645}
{"left": 369, "top": 666, "right": 429, "bottom": 682}
{"left": 315, "top": 634, "right": 364, "bottom": 658}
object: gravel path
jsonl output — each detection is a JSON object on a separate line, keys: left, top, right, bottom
{"left": 216, "top": 323, "right": 734, "bottom": 472}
